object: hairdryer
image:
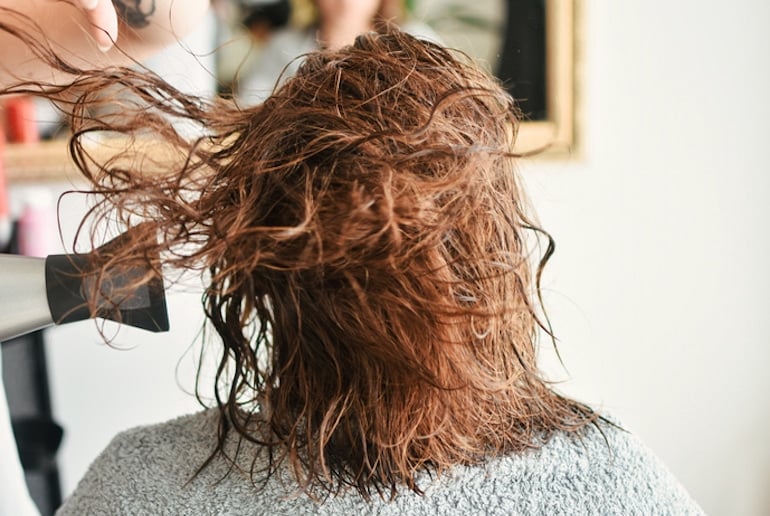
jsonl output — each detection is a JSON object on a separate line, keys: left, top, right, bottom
{"left": 0, "top": 231, "right": 169, "bottom": 341}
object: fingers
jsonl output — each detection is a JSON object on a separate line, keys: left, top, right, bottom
{"left": 77, "top": 0, "right": 119, "bottom": 52}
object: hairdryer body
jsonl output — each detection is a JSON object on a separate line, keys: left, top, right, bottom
{"left": 0, "top": 255, "right": 51, "bottom": 341}
{"left": 0, "top": 232, "right": 169, "bottom": 341}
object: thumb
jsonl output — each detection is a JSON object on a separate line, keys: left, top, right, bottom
{"left": 77, "top": 0, "right": 119, "bottom": 52}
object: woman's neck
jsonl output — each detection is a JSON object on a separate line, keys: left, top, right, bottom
{"left": 317, "top": 20, "right": 374, "bottom": 50}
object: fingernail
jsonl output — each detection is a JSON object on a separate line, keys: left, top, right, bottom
{"left": 96, "top": 29, "right": 116, "bottom": 52}
{"left": 97, "top": 35, "right": 114, "bottom": 52}
{"left": 82, "top": 0, "right": 99, "bottom": 10}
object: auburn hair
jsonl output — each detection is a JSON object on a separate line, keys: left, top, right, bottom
{"left": 1, "top": 17, "right": 597, "bottom": 499}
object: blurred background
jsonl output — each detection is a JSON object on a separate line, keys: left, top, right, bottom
{"left": 2, "top": 1, "right": 769, "bottom": 514}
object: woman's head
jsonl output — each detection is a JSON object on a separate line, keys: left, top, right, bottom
{"left": 2, "top": 26, "right": 596, "bottom": 498}
{"left": 188, "top": 31, "right": 595, "bottom": 495}
{"left": 213, "top": 29, "right": 532, "bottom": 419}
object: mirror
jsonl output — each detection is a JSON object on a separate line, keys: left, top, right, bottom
{"left": 4, "top": 0, "right": 575, "bottom": 183}
{"left": 410, "top": 0, "right": 575, "bottom": 154}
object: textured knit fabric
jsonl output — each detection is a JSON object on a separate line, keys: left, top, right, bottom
{"left": 57, "top": 410, "right": 703, "bottom": 515}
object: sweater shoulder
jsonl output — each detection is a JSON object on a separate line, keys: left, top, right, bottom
{"left": 441, "top": 418, "right": 705, "bottom": 515}
{"left": 57, "top": 413, "right": 704, "bottom": 515}
{"left": 56, "top": 411, "right": 221, "bottom": 515}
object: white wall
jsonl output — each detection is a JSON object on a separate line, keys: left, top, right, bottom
{"left": 531, "top": 1, "right": 770, "bottom": 514}
{"left": 10, "top": 1, "right": 769, "bottom": 514}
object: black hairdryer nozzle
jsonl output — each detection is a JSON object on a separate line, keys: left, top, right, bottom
{"left": 44, "top": 231, "right": 169, "bottom": 332}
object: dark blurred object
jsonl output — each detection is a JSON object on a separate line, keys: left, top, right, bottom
{"left": 241, "top": 0, "right": 291, "bottom": 40}
{"left": 12, "top": 417, "right": 64, "bottom": 472}
{"left": 497, "top": 0, "right": 547, "bottom": 120}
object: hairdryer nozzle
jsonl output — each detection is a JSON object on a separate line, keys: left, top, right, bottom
{"left": 44, "top": 231, "right": 169, "bottom": 333}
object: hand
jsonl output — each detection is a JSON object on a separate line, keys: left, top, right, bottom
{"left": 75, "top": 0, "right": 119, "bottom": 52}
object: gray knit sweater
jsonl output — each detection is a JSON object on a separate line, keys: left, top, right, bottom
{"left": 57, "top": 410, "right": 703, "bottom": 515}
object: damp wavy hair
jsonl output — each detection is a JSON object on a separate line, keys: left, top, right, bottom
{"left": 2, "top": 15, "right": 598, "bottom": 499}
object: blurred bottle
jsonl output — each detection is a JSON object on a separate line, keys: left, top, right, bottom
{"left": 4, "top": 97, "right": 40, "bottom": 145}
{"left": 16, "top": 189, "right": 57, "bottom": 258}
{"left": 0, "top": 123, "right": 10, "bottom": 251}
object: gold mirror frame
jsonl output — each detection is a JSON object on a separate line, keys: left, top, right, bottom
{"left": 6, "top": 0, "right": 576, "bottom": 183}
{"left": 515, "top": 0, "right": 576, "bottom": 157}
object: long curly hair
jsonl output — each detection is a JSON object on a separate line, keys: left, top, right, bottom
{"left": 2, "top": 16, "right": 597, "bottom": 499}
